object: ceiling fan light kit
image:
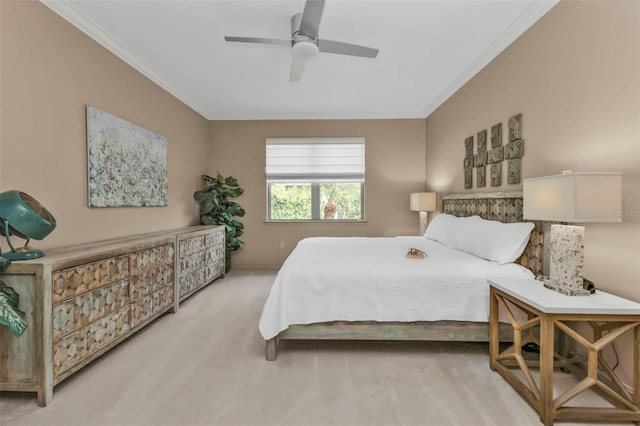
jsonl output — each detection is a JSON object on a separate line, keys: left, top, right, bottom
{"left": 224, "top": 0, "right": 379, "bottom": 82}
{"left": 292, "top": 40, "right": 319, "bottom": 60}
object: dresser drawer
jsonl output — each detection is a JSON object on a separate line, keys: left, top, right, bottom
{"left": 129, "top": 263, "right": 174, "bottom": 301}
{"left": 205, "top": 230, "right": 224, "bottom": 247}
{"left": 179, "top": 236, "right": 205, "bottom": 257}
{"left": 178, "top": 269, "right": 205, "bottom": 298}
{"left": 52, "top": 280, "right": 129, "bottom": 341}
{"left": 179, "top": 252, "right": 205, "bottom": 275}
{"left": 205, "top": 260, "right": 224, "bottom": 282}
{"left": 205, "top": 245, "right": 224, "bottom": 264}
{"left": 52, "top": 255, "right": 129, "bottom": 304}
{"left": 130, "top": 243, "right": 174, "bottom": 275}
{"left": 130, "top": 284, "right": 174, "bottom": 328}
{"left": 53, "top": 307, "right": 130, "bottom": 377}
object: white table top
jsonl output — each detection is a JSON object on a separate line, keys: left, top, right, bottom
{"left": 489, "top": 278, "right": 640, "bottom": 315}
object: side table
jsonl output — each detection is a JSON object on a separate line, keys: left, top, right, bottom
{"left": 489, "top": 278, "right": 640, "bottom": 426}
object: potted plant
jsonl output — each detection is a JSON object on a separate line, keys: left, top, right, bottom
{"left": 0, "top": 255, "right": 26, "bottom": 337}
{"left": 193, "top": 173, "right": 245, "bottom": 273}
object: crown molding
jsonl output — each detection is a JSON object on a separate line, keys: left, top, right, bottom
{"left": 422, "top": 0, "right": 559, "bottom": 119}
{"left": 39, "top": 0, "right": 210, "bottom": 119}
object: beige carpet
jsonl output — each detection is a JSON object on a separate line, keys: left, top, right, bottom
{"left": 0, "top": 270, "right": 625, "bottom": 426}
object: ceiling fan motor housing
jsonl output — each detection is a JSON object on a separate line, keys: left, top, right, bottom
{"left": 291, "top": 12, "right": 319, "bottom": 59}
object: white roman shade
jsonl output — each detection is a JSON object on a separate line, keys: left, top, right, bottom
{"left": 266, "top": 137, "right": 365, "bottom": 183}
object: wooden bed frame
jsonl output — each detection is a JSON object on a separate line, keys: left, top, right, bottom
{"left": 265, "top": 192, "right": 549, "bottom": 361}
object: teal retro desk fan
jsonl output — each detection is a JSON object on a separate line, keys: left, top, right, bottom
{"left": 0, "top": 190, "right": 56, "bottom": 260}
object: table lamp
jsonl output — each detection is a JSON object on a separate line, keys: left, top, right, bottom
{"left": 523, "top": 172, "right": 622, "bottom": 295}
{"left": 410, "top": 192, "right": 436, "bottom": 235}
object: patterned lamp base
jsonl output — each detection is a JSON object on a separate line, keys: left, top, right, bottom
{"left": 419, "top": 211, "right": 429, "bottom": 235}
{"left": 545, "top": 224, "right": 591, "bottom": 296}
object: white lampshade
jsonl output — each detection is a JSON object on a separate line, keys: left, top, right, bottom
{"left": 410, "top": 192, "right": 436, "bottom": 212}
{"left": 523, "top": 172, "right": 622, "bottom": 222}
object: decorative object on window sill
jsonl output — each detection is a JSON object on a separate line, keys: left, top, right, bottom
{"left": 323, "top": 183, "right": 338, "bottom": 219}
{"left": 0, "top": 190, "right": 57, "bottom": 261}
{"left": 523, "top": 171, "right": 622, "bottom": 296}
{"left": 463, "top": 113, "right": 524, "bottom": 189}
{"left": 410, "top": 192, "right": 437, "bottom": 235}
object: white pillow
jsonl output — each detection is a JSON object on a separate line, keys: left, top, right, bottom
{"left": 449, "top": 217, "right": 534, "bottom": 264}
{"left": 423, "top": 214, "right": 480, "bottom": 246}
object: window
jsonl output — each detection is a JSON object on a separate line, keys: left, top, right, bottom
{"left": 266, "top": 137, "right": 365, "bottom": 221}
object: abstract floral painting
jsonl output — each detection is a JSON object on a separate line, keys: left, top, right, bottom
{"left": 87, "top": 106, "right": 168, "bottom": 207}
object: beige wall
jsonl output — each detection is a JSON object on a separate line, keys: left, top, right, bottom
{"left": 210, "top": 119, "right": 426, "bottom": 268}
{"left": 0, "top": 1, "right": 211, "bottom": 251}
{"left": 425, "top": 0, "right": 639, "bottom": 384}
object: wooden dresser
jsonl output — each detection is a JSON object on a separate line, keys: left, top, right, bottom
{"left": 0, "top": 226, "right": 224, "bottom": 406}
{"left": 177, "top": 226, "right": 225, "bottom": 302}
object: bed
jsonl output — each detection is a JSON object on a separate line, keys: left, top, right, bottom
{"left": 259, "top": 192, "right": 547, "bottom": 360}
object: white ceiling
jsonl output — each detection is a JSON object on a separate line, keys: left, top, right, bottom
{"left": 42, "top": 0, "right": 558, "bottom": 120}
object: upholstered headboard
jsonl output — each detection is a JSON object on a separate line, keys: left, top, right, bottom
{"left": 441, "top": 192, "right": 546, "bottom": 277}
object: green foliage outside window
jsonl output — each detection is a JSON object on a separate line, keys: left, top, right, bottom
{"left": 270, "top": 184, "right": 312, "bottom": 220}
{"left": 270, "top": 182, "right": 362, "bottom": 220}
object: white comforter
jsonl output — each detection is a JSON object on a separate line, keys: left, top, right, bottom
{"left": 258, "top": 236, "right": 534, "bottom": 340}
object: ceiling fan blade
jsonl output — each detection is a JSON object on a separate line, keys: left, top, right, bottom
{"left": 318, "top": 39, "right": 379, "bottom": 58}
{"left": 224, "top": 36, "right": 291, "bottom": 47}
{"left": 298, "top": 0, "right": 325, "bottom": 38}
{"left": 289, "top": 57, "right": 307, "bottom": 82}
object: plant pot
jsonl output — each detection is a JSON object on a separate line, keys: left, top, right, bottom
{"left": 225, "top": 251, "right": 232, "bottom": 274}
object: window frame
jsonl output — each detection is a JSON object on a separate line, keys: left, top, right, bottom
{"left": 266, "top": 181, "right": 365, "bottom": 222}
{"left": 265, "top": 137, "right": 366, "bottom": 222}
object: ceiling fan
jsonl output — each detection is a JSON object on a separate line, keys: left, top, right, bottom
{"left": 224, "top": 0, "right": 379, "bottom": 82}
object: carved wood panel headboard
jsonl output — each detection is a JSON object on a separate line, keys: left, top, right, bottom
{"left": 441, "top": 192, "right": 546, "bottom": 277}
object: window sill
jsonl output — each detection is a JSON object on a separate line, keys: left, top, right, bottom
{"left": 264, "top": 219, "right": 368, "bottom": 224}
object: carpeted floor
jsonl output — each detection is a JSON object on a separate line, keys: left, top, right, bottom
{"left": 0, "top": 270, "right": 624, "bottom": 426}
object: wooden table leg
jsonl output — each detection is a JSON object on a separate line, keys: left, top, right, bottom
{"left": 539, "top": 315, "right": 555, "bottom": 426}
{"left": 489, "top": 287, "right": 499, "bottom": 371}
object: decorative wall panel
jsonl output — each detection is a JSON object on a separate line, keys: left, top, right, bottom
{"left": 462, "top": 114, "right": 524, "bottom": 188}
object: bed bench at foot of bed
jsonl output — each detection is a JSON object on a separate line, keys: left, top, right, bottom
{"left": 264, "top": 320, "right": 515, "bottom": 361}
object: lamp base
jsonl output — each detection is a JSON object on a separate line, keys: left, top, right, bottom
{"left": 548, "top": 224, "right": 589, "bottom": 296}
{"left": 419, "top": 211, "right": 428, "bottom": 235}
{"left": 2, "top": 248, "right": 45, "bottom": 261}
{"left": 541, "top": 278, "right": 592, "bottom": 296}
